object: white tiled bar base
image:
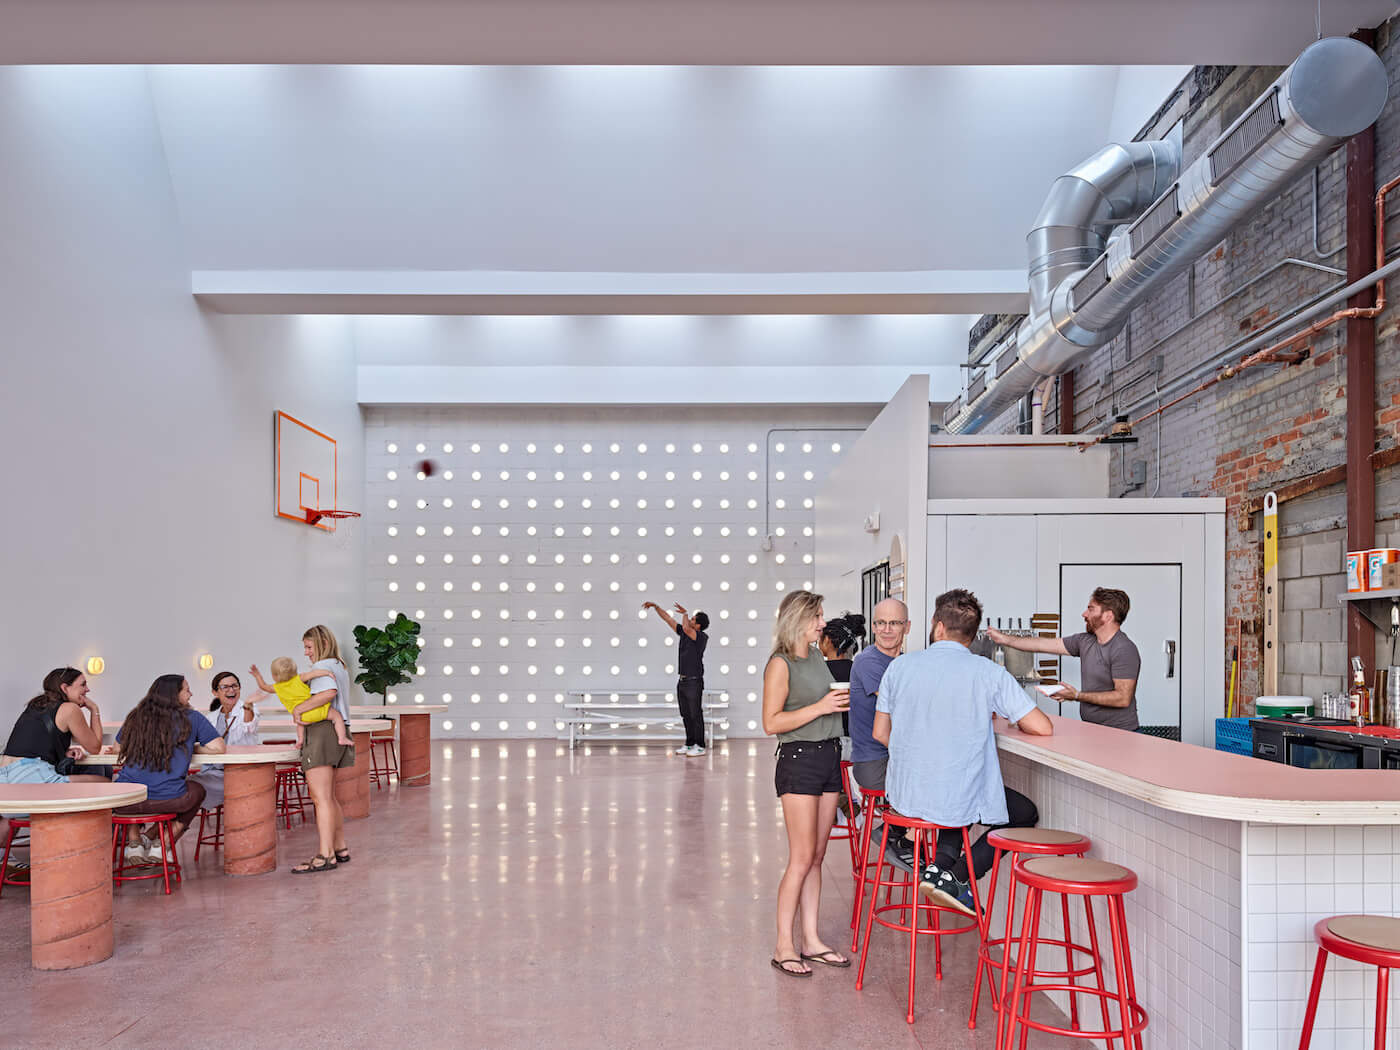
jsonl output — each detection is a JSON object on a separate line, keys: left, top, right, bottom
{"left": 1001, "top": 752, "right": 1244, "bottom": 1050}
{"left": 1000, "top": 753, "right": 1400, "bottom": 1050}
{"left": 1244, "top": 824, "right": 1400, "bottom": 1050}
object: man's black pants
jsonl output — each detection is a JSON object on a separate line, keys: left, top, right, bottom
{"left": 676, "top": 677, "right": 705, "bottom": 748}
{"left": 934, "top": 787, "right": 1039, "bottom": 882}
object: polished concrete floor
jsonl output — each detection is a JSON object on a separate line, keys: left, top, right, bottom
{"left": 1, "top": 741, "right": 1084, "bottom": 1049}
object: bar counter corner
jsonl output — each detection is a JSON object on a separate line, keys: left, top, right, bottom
{"left": 995, "top": 715, "right": 1400, "bottom": 1050}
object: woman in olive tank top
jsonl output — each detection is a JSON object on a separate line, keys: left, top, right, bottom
{"left": 761, "top": 589, "right": 853, "bottom": 977}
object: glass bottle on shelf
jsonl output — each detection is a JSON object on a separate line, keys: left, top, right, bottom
{"left": 1349, "top": 656, "right": 1370, "bottom": 727}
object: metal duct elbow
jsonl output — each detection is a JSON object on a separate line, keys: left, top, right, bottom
{"left": 945, "top": 36, "right": 1388, "bottom": 435}
{"left": 1027, "top": 140, "right": 1180, "bottom": 315}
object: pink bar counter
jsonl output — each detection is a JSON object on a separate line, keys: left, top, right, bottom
{"left": 995, "top": 716, "right": 1400, "bottom": 1050}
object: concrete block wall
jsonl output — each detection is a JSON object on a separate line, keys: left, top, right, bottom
{"left": 1276, "top": 528, "right": 1348, "bottom": 699}
{"left": 976, "top": 21, "right": 1400, "bottom": 712}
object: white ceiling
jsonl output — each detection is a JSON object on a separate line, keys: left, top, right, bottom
{"left": 3, "top": 0, "right": 1395, "bottom": 64}
{"left": 11, "top": 0, "right": 1388, "bottom": 401}
{"left": 148, "top": 62, "right": 1187, "bottom": 318}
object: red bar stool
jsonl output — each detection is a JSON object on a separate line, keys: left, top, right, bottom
{"left": 849, "top": 784, "right": 887, "bottom": 952}
{"left": 829, "top": 759, "right": 856, "bottom": 852}
{"left": 370, "top": 726, "right": 398, "bottom": 788}
{"left": 193, "top": 805, "right": 223, "bottom": 861}
{"left": 276, "top": 764, "right": 308, "bottom": 828}
{"left": 1002, "top": 856, "right": 1146, "bottom": 1050}
{"left": 111, "top": 814, "right": 182, "bottom": 895}
{"left": 1299, "top": 914, "right": 1400, "bottom": 1050}
{"left": 969, "top": 827, "right": 1094, "bottom": 1036}
{"left": 855, "top": 809, "right": 981, "bottom": 1024}
{"left": 0, "top": 819, "right": 32, "bottom": 897}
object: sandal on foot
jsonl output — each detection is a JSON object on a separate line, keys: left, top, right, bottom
{"left": 291, "top": 854, "right": 337, "bottom": 875}
{"left": 334, "top": 848, "right": 351, "bottom": 864}
{"left": 801, "top": 949, "right": 851, "bottom": 968}
{"left": 770, "top": 957, "right": 812, "bottom": 978}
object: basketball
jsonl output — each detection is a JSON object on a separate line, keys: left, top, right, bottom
{"left": 417, "top": 459, "right": 437, "bottom": 478}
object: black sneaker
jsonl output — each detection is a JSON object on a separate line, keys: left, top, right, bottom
{"left": 919, "top": 863, "right": 976, "bottom": 917}
{"left": 883, "top": 836, "right": 915, "bottom": 871}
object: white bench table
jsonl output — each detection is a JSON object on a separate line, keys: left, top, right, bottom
{"left": 560, "top": 690, "right": 729, "bottom": 749}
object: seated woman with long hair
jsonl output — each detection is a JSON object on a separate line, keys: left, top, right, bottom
{"left": 114, "top": 674, "right": 225, "bottom": 862}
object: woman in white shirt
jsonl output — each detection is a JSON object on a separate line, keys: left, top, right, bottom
{"left": 190, "top": 670, "right": 262, "bottom": 809}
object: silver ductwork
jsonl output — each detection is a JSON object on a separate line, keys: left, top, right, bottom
{"left": 944, "top": 36, "right": 1389, "bottom": 434}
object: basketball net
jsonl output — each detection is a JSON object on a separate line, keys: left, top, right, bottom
{"left": 304, "top": 508, "right": 361, "bottom": 552}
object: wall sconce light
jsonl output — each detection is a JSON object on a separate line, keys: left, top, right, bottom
{"left": 85, "top": 656, "right": 105, "bottom": 675}
{"left": 197, "top": 653, "right": 215, "bottom": 671}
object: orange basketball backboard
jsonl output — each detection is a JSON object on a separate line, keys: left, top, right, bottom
{"left": 274, "top": 411, "right": 338, "bottom": 531}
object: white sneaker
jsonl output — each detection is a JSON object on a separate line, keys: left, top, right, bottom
{"left": 123, "top": 843, "right": 151, "bottom": 864}
{"left": 686, "top": 745, "right": 705, "bottom": 756}
{"left": 674, "top": 745, "right": 691, "bottom": 755}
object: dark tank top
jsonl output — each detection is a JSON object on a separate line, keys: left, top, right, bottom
{"left": 4, "top": 705, "right": 70, "bottom": 765}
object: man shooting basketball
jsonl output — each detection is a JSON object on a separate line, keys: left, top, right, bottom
{"left": 642, "top": 602, "right": 710, "bottom": 756}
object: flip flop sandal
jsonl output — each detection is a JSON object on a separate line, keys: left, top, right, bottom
{"left": 334, "top": 848, "right": 351, "bottom": 864}
{"left": 801, "top": 950, "right": 852, "bottom": 968}
{"left": 770, "top": 957, "right": 812, "bottom": 978}
{"left": 291, "top": 854, "right": 338, "bottom": 875}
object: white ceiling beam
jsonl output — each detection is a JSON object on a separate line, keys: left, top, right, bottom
{"left": 3, "top": 0, "right": 1394, "bottom": 65}
{"left": 193, "top": 270, "right": 1028, "bottom": 316}
{"left": 358, "top": 365, "right": 962, "bottom": 404}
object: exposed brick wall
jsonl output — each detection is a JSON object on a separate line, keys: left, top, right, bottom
{"left": 976, "top": 21, "right": 1400, "bottom": 711}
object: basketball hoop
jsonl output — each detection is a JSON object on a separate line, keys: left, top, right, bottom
{"left": 304, "top": 508, "right": 361, "bottom": 527}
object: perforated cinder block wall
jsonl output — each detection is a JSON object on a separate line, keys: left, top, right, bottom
{"left": 363, "top": 405, "right": 877, "bottom": 739}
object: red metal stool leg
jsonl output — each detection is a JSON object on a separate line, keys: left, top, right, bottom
{"left": 850, "top": 788, "right": 885, "bottom": 951}
{"left": 1374, "top": 966, "right": 1389, "bottom": 1050}
{"left": 0, "top": 819, "right": 32, "bottom": 898}
{"left": 1297, "top": 947, "right": 1329, "bottom": 1049}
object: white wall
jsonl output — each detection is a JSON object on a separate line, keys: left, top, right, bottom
{"left": 0, "top": 66, "right": 364, "bottom": 728}
{"left": 814, "top": 374, "right": 931, "bottom": 643}
{"left": 363, "top": 404, "right": 875, "bottom": 738}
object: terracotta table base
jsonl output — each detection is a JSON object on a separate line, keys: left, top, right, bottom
{"left": 222, "top": 762, "right": 278, "bottom": 876}
{"left": 398, "top": 711, "right": 432, "bottom": 787}
{"left": 333, "top": 733, "right": 372, "bottom": 819}
{"left": 30, "top": 809, "right": 114, "bottom": 970}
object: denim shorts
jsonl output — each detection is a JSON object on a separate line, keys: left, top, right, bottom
{"left": 0, "top": 757, "right": 68, "bottom": 785}
{"left": 0, "top": 757, "right": 68, "bottom": 819}
{"left": 774, "top": 738, "right": 842, "bottom": 797}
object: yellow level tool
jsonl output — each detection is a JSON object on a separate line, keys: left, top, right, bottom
{"left": 1262, "top": 491, "right": 1279, "bottom": 696}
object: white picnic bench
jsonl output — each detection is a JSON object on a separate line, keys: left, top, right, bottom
{"left": 559, "top": 688, "right": 729, "bottom": 749}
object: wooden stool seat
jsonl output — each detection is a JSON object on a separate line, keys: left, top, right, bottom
{"left": 989, "top": 827, "right": 1090, "bottom": 848}
{"left": 1326, "top": 915, "right": 1400, "bottom": 955}
{"left": 1021, "top": 856, "right": 1136, "bottom": 891}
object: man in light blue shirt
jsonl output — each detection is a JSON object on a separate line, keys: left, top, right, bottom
{"left": 874, "top": 588, "right": 1053, "bottom": 915}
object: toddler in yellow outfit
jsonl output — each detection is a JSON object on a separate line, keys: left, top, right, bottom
{"left": 250, "top": 656, "right": 352, "bottom": 748}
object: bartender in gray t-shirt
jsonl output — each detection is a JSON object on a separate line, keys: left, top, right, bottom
{"left": 988, "top": 587, "right": 1142, "bottom": 731}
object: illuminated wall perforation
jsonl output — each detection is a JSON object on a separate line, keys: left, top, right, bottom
{"left": 365, "top": 408, "right": 865, "bottom": 738}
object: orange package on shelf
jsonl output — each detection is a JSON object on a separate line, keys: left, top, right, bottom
{"left": 1347, "top": 550, "right": 1367, "bottom": 592}
{"left": 1365, "top": 548, "right": 1400, "bottom": 591}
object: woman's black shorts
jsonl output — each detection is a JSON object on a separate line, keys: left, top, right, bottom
{"left": 774, "top": 738, "right": 842, "bottom": 797}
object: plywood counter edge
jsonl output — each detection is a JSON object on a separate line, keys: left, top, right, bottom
{"left": 0, "top": 784, "right": 147, "bottom": 813}
{"left": 995, "top": 718, "right": 1400, "bottom": 825}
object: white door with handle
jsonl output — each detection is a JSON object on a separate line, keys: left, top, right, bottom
{"left": 1057, "top": 563, "right": 1183, "bottom": 738}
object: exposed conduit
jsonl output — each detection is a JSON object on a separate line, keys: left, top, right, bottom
{"left": 944, "top": 36, "right": 1389, "bottom": 434}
